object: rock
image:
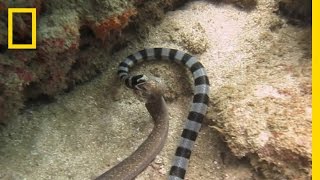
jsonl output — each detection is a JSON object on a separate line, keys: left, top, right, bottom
{"left": 207, "top": 27, "right": 311, "bottom": 179}
{"left": 0, "top": 0, "right": 188, "bottom": 122}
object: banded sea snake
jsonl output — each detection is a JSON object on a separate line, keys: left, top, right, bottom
{"left": 96, "top": 48, "right": 210, "bottom": 180}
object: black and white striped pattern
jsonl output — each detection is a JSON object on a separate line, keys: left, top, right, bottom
{"left": 118, "top": 48, "right": 210, "bottom": 179}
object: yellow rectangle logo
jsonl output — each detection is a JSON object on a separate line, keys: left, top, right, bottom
{"left": 8, "top": 8, "right": 37, "bottom": 49}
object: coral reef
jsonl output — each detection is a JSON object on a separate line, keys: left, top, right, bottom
{"left": 0, "top": 0, "right": 186, "bottom": 122}
{"left": 88, "top": 9, "right": 137, "bottom": 41}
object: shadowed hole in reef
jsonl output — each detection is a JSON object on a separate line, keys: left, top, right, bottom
{"left": 69, "top": 25, "right": 103, "bottom": 87}
{"left": 24, "top": 93, "right": 56, "bottom": 107}
{"left": 79, "top": 25, "right": 96, "bottom": 51}
{"left": 278, "top": 1, "right": 311, "bottom": 25}
{"left": 24, "top": 82, "right": 56, "bottom": 107}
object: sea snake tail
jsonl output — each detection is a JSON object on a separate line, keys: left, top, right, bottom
{"left": 118, "top": 48, "right": 210, "bottom": 179}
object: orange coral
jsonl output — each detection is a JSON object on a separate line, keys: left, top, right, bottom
{"left": 90, "top": 9, "right": 137, "bottom": 41}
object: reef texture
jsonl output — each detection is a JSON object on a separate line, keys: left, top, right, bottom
{"left": 0, "top": 0, "right": 187, "bottom": 122}
{"left": 4, "top": 0, "right": 310, "bottom": 122}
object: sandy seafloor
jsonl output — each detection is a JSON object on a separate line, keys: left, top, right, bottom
{"left": 0, "top": 0, "right": 311, "bottom": 179}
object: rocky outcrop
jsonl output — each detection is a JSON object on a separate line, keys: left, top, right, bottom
{"left": 0, "top": 0, "right": 187, "bottom": 122}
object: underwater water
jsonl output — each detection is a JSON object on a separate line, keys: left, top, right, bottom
{"left": 0, "top": 0, "right": 311, "bottom": 179}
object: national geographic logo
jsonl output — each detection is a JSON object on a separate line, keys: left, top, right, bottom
{"left": 8, "top": 8, "right": 37, "bottom": 49}
{"left": 1, "top": 1, "right": 37, "bottom": 49}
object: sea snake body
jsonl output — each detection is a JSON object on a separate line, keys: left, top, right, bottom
{"left": 96, "top": 48, "right": 209, "bottom": 180}
{"left": 117, "top": 48, "right": 210, "bottom": 179}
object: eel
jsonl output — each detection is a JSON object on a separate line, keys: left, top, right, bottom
{"left": 95, "top": 80, "right": 169, "bottom": 180}
{"left": 97, "top": 48, "right": 210, "bottom": 180}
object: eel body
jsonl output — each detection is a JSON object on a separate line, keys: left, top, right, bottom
{"left": 97, "top": 48, "right": 209, "bottom": 180}
{"left": 95, "top": 81, "right": 169, "bottom": 180}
